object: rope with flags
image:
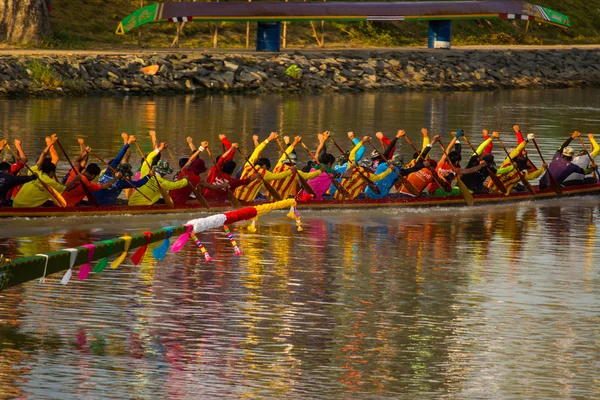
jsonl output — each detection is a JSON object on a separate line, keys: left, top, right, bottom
{"left": 0, "top": 199, "right": 301, "bottom": 291}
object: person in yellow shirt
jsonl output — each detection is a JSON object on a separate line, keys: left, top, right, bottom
{"left": 234, "top": 132, "right": 295, "bottom": 203}
{"left": 128, "top": 158, "right": 187, "bottom": 206}
{"left": 334, "top": 136, "right": 394, "bottom": 200}
{"left": 13, "top": 137, "right": 81, "bottom": 208}
{"left": 267, "top": 136, "right": 322, "bottom": 201}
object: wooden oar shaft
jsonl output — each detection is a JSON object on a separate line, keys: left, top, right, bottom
{"left": 531, "top": 138, "right": 561, "bottom": 195}
{"left": 55, "top": 139, "right": 99, "bottom": 207}
{"left": 205, "top": 146, "right": 241, "bottom": 208}
{"left": 328, "top": 136, "right": 381, "bottom": 194}
{"left": 437, "top": 138, "right": 474, "bottom": 205}
{"left": 300, "top": 142, "right": 350, "bottom": 198}
{"left": 4, "top": 144, "right": 67, "bottom": 207}
{"left": 495, "top": 137, "right": 536, "bottom": 195}
{"left": 577, "top": 136, "right": 599, "bottom": 180}
{"left": 88, "top": 150, "right": 153, "bottom": 203}
{"left": 275, "top": 138, "right": 316, "bottom": 196}
{"left": 236, "top": 148, "right": 283, "bottom": 201}
{"left": 133, "top": 142, "right": 175, "bottom": 208}
{"left": 403, "top": 135, "right": 423, "bottom": 162}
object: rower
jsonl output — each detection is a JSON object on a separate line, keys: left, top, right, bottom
{"left": 12, "top": 136, "right": 81, "bottom": 208}
{"left": 563, "top": 133, "right": 599, "bottom": 186}
{"left": 266, "top": 136, "right": 322, "bottom": 201}
{"left": 94, "top": 135, "right": 153, "bottom": 206}
{"left": 233, "top": 132, "right": 295, "bottom": 203}
{"left": 540, "top": 131, "right": 597, "bottom": 189}
{"left": 0, "top": 161, "right": 37, "bottom": 206}
{"left": 333, "top": 136, "right": 394, "bottom": 200}
{"left": 486, "top": 133, "right": 547, "bottom": 194}
{"left": 129, "top": 158, "right": 188, "bottom": 206}
{"left": 364, "top": 130, "right": 425, "bottom": 199}
{"left": 460, "top": 132, "right": 498, "bottom": 194}
{"left": 203, "top": 143, "right": 259, "bottom": 203}
{"left": 62, "top": 154, "right": 122, "bottom": 207}
{"left": 329, "top": 132, "right": 367, "bottom": 196}
{"left": 398, "top": 134, "right": 440, "bottom": 196}
{"left": 170, "top": 146, "right": 229, "bottom": 207}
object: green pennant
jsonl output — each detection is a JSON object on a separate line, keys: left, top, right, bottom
{"left": 93, "top": 242, "right": 114, "bottom": 274}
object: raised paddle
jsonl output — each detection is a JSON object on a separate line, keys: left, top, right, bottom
{"left": 236, "top": 148, "right": 283, "bottom": 201}
{"left": 365, "top": 141, "right": 421, "bottom": 196}
{"left": 437, "top": 138, "right": 474, "bottom": 206}
{"left": 54, "top": 138, "right": 100, "bottom": 207}
{"left": 133, "top": 141, "right": 175, "bottom": 208}
{"left": 166, "top": 148, "right": 210, "bottom": 209}
{"left": 87, "top": 150, "right": 154, "bottom": 203}
{"left": 403, "top": 134, "right": 452, "bottom": 192}
{"left": 328, "top": 135, "right": 381, "bottom": 195}
{"left": 300, "top": 142, "right": 351, "bottom": 199}
{"left": 275, "top": 138, "right": 316, "bottom": 196}
{"left": 4, "top": 144, "right": 68, "bottom": 207}
{"left": 205, "top": 146, "right": 242, "bottom": 208}
{"left": 531, "top": 138, "right": 562, "bottom": 195}
{"left": 577, "top": 136, "right": 599, "bottom": 181}
{"left": 462, "top": 134, "right": 509, "bottom": 195}
{"left": 495, "top": 137, "right": 536, "bottom": 196}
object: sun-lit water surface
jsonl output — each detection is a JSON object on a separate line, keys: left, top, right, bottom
{"left": 0, "top": 90, "right": 600, "bottom": 399}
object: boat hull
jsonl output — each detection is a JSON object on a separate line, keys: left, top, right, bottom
{"left": 1, "top": 183, "right": 599, "bottom": 218}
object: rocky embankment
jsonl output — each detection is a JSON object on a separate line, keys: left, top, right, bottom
{"left": 1, "top": 48, "right": 600, "bottom": 96}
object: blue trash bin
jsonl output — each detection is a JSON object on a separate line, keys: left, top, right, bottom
{"left": 428, "top": 20, "right": 452, "bottom": 49}
{"left": 256, "top": 22, "right": 281, "bottom": 52}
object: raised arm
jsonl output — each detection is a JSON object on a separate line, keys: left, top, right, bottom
{"left": 45, "top": 135, "right": 59, "bottom": 165}
{"left": 13, "top": 139, "right": 27, "bottom": 164}
{"left": 186, "top": 136, "right": 196, "bottom": 153}
{"left": 219, "top": 134, "right": 235, "bottom": 161}
{"left": 217, "top": 143, "right": 238, "bottom": 169}
{"left": 37, "top": 137, "right": 58, "bottom": 169}
{"left": 421, "top": 128, "right": 430, "bottom": 150}
{"left": 149, "top": 130, "right": 158, "bottom": 150}
{"left": 316, "top": 131, "right": 329, "bottom": 158}
{"left": 348, "top": 132, "right": 366, "bottom": 161}
{"left": 558, "top": 131, "right": 579, "bottom": 153}
{"left": 589, "top": 133, "right": 600, "bottom": 158}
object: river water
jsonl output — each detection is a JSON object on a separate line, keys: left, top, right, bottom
{"left": 1, "top": 89, "right": 600, "bottom": 399}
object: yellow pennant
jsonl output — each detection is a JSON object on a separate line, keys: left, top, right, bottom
{"left": 110, "top": 235, "right": 132, "bottom": 269}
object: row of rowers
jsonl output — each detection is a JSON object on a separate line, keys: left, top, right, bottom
{"left": 0, "top": 126, "right": 598, "bottom": 208}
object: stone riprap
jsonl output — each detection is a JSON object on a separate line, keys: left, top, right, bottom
{"left": 1, "top": 48, "right": 600, "bottom": 96}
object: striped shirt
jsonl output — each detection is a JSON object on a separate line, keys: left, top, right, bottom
{"left": 233, "top": 139, "right": 293, "bottom": 202}
{"left": 268, "top": 165, "right": 322, "bottom": 201}
{"left": 334, "top": 166, "right": 392, "bottom": 200}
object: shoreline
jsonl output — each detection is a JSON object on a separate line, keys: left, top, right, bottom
{"left": 1, "top": 46, "right": 599, "bottom": 97}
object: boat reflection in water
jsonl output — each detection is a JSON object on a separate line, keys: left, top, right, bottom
{"left": 1, "top": 199, "right": 600, "bottom": 397}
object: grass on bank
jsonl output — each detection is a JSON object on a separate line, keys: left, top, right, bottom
{"left": 26, "top": 60, "right": 86, "bottom": 92}
{"left": 20, "top": 0, "right": 600, "bottom": 49}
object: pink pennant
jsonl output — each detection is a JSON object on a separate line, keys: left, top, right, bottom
{"left": 170, "top": 225, "right": 193, "bottom": 253}
{"left": 131, "top": 232, "right": 153, "bottom": 266}
{"left": 78, "top": 244, "right": 96, "bottom": 280}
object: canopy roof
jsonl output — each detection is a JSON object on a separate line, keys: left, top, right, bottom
{"left": 116, "top": 1, "right": 570, "bottom": 34}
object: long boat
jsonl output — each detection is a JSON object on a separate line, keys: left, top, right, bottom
{"left": 1, "top": 182, "right": 599, "bottom": 218}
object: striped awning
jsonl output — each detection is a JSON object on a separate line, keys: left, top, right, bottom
{"left": 116, "top": 1, "right": 570, "bottom": 34}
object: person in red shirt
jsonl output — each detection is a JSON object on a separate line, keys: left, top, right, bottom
{"left": 62, "top": 163, "right": 120, "bottom": 207}
{"left": 169, "top": 147, "right": 228, "bottom": 206}
{"left": 203, "top": 143, "right": 258, "bottom": 202}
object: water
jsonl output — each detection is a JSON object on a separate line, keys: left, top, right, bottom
{"left": 1, "top": 89, "right": 600, "bottom": 399}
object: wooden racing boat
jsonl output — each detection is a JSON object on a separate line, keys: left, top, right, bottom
{"left": 1, "top": 182, "right": 599, "bottom": 218}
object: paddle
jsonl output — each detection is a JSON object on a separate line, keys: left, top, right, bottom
{"left": 205, "top": 146, "right": 242, "bottom": 208}
{"left": 462, "top": 134, "right": 509, "bottom": 195}
{"left": 133, "top": 142, "right": 175, "bottom": 208}
{"left": 328, "top": 135, "right": 381, "bottom": 195}
{"left": 87, "top": 150, "right": 154, "bottom": 203}
{"left": 495, "top": 137, "right": 537, "bottom": 196}
{"left": 366, "top": 141, "right": 421, "bottom": 196}
{"left": 531, "top": 138, "right": 562, "bottom": 195}
{"left": 300, "top": 142, "right": 351, "bottom": 199}
{"left": 577, "top": 136, "right": 599, "bottom": 181}
{"left": 403, "top": 134, "right": 452, "bottom": 192}
{"left": 166, "top": 149, "right": 210, "bottom": 209}
{"left": 275, "top": 138, "right": 316, "bottom": 196}
{"left": 55, "top": 139, "right": 100, "bottom": 207}
{"left": 437, "top": 138, "right": 474, "bottom": 206}
{"left": 236, "top": 148, "right": 283, "bottom": 201}
{"left": 4, "top": 144, "right": 68, "bottom": 207}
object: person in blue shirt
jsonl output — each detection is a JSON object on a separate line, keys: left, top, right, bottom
{"left": 94, "top": 135, "right": 152, "bottom": 206}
